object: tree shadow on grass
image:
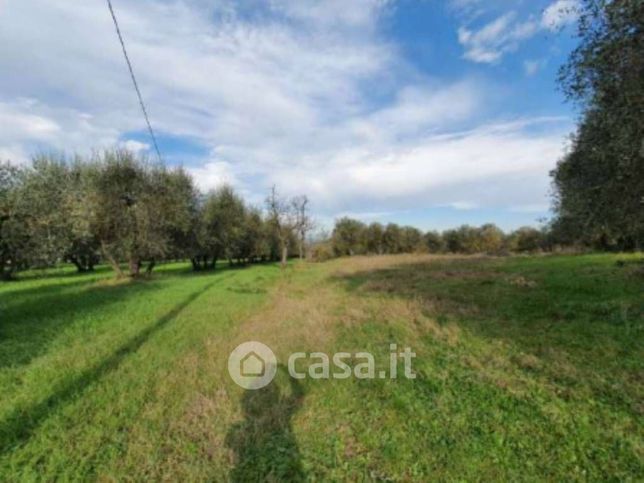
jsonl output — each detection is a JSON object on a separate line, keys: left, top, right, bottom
{"left": 226, "top": 366, "right": 305, "bottom": 482}
{"left": 0, "top": 263, "right": 249, "bottom": 370}
{"left": 0, "top": 275, "right": 227, "bottom": 455}
{"left": 1, "top": 265, "right": 113, "bottom": 284}
{"left": 0, "top": 277, "right": 161, "bottom": 369}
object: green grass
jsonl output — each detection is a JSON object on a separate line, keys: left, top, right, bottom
{"left": 0, "top": 254, "right": 642, "bottom": 480}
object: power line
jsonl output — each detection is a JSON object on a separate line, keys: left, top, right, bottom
{"left": 106, "top": 0, "right": 163, "bottom": 163}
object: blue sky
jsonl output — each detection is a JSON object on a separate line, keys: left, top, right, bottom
{"left": 0, "top": 0, "right": 581, "bottom": 231}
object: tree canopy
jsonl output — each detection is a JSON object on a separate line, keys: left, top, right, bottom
{"left": 0, "top": 150, "right": 310, "bottom": 279}
{"left": 551, "top": 0, "right": 643, "bottom": 249}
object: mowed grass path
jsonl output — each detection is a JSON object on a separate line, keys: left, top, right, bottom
{"left": 0, "top": 254, "right": 642, "bottom": 480}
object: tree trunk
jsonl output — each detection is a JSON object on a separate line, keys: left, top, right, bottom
{"left": 109, "top": 259, "right": 124, "bottom": 277}
{"left": 191, "top": 257, "right": 201, "bottom": 271}
{"left": 101, "top": 243, "right": 124, "bottom": 278}
{"left": 280, "top": 244, "right": 288, "bottom": 268}
{"left": 1, "top": 259, "right": 15, "bottom": 281}
{"left": 83, "top": 255, "right": 95, "bottom": 271}
{"left": 129, "top": 258, "right": 141, "bottom": 277}
{"left": 146, "top": 259, "right": 156, "bottom": 275}
{"left": 70, "top": 256, "right": 86, "bottom": 273}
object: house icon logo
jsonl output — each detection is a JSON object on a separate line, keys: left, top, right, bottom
{"left": 228, "top": 341, "right": 277, "bottom": 389}
{"left": 240, "top": 351, "right": 265, "bottom": 377}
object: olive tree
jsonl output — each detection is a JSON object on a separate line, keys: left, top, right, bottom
{"left": 86, "top": 149, "right": 195, "bottom": 277}
{"left": 332, "top": 217, "right": 366, "bottom": 256}
{"left": 382, "top": 223, "right": 403, "bottom": 254}
{"left": 365, "top": 222, "right": 384, "bottom": 254}
{"left": 400, "top": 226, "right": 424, "bottom": 253}
{"left": 424, "top": 230, "right": 444, "bottom": 253}
{"left": 552, "top": 0, "right": 644, "bottom": 249}
{"left": 201, "top": 184, "right": 248, "bottom": 268}
{"left": 0, "top": 162, "right": 26, "bottom": 280}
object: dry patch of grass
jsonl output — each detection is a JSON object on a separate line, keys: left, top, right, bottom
{"left": 228, "top": 273, "right": 341, "bottom": 354}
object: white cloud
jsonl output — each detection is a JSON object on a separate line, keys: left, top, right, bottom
{"left": 270, "top": 0, "right": 391, "bottom": 29}
{"left": 458, "top": 12, "right": 539, "bottom": 63}
{"left": 448, "top": 0, "right": 486, "bottom": 22}
{"left": 0, "top": 100, "right": 60, "bottom": 141}
{"left": 456, "top": 0, "right": 579, "bottom": 64}
{"left": 441, "top": 201, "right": 478, "bottom": 210}
{"left": 0, "top": 145, "right": 30, "bottom": 165}
{"left": 266, "top": 117, "right": 570, "bottom": 214}
{"left": 119, "top": 140, "right": 150, "bottom": 154}
{"left": 541, "top": 0, "right": 580, "bottom": 31}
{"left": 188, "top": 160, "right": 240, "bottom": 193}
{"left": 0, "top": 99, "right": 119, "bottom": 161}
{"left": 0, "top": 0, "right": 572, "bottom": 224}
{"left": 366, "top": 81, "right": 481, "bottom": 134}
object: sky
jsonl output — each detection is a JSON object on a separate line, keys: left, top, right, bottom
{"left": 0, "top": 0, "right": 581, "bottom": 231}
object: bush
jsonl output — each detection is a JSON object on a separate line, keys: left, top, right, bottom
{"left": 332, "top": 217, "right": 366, "bottom": 256}
{"left": 507, "top": 227, "right": 545, "bottom": 253}
{"left": 424, "top": 231, "right": 444, "bottom": 253}
{"left": 310, "top": 241, "right": 335, "bottom": 262}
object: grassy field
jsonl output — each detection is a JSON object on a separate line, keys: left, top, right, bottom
{"left": 0, "top": 254, "right": 642, "bottom": 480}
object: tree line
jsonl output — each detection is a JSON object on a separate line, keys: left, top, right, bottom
{"left": 0, "top": 147, "right": 558, "bottom": 280}
{"left": 0, "top": 150, "right": 312, "bottom": 280}
{"left": 316, "top": 217, "right": 553, "bottom": 260}
{"left": 0, "top": 146, "right": 622, "bottom": 281}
